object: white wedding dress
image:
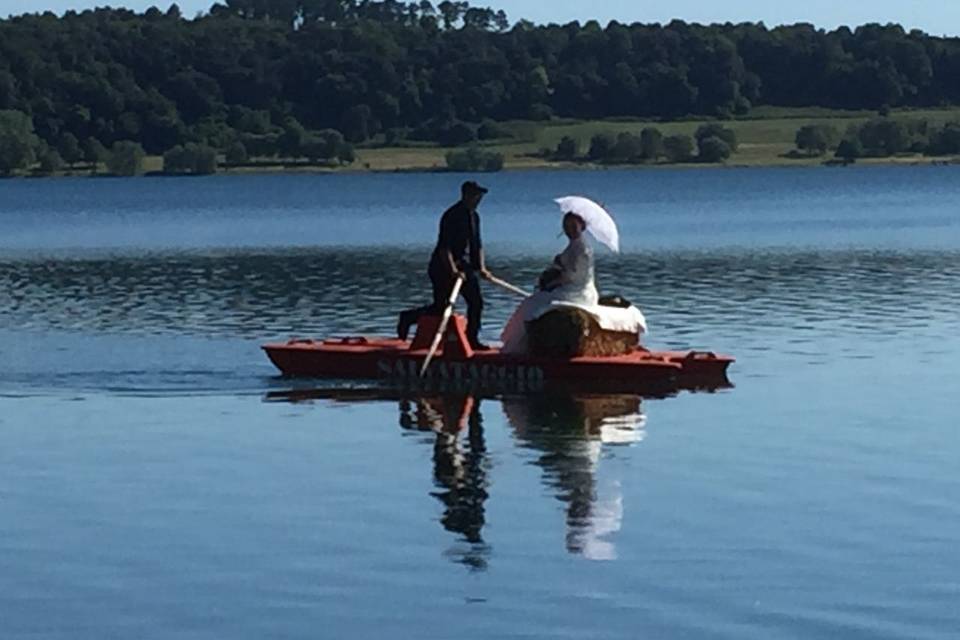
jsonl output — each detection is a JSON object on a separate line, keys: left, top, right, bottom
{"left": 500, "top": 236, "right": 600, "bottom": 354}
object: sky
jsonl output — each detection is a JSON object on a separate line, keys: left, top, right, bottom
{"left": 2, "top": 0, "right": 959, "bottom": 35}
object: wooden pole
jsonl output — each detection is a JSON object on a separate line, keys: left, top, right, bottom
{"left": 420, "top": 276, "right": 464, "bottom": 378}
{"left": 485, "top": 274, "right": 530, "bottom": 298}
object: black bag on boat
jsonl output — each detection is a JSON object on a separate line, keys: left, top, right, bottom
{"left": 598, "top": 294, "right": 632, "bottom": 308}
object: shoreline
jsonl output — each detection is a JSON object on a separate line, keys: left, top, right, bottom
{"left": 6, "top": 153, "right": 958, "bottom": 180}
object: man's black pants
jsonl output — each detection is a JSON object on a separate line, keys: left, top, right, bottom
{"left": 399, "top": 262, "right": 484, "bottom": 344}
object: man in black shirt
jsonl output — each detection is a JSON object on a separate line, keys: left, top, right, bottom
{"left": 397, "top": 181, "right": 492, "bottom": 350}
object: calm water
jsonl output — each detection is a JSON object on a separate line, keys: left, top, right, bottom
{"left": 1, "top": 168, "right": 959, "bottom": 639}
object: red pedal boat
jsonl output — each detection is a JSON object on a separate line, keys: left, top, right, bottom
{"left": 263, "top": 315, "right": 734, "bottom": 393}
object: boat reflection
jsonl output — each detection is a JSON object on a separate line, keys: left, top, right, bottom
{"left": 266, "top": 387, "right": 648, "bottom": 568}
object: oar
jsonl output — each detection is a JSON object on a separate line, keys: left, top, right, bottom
{"left": 420, "top": 275, "right": 464, "bottom": 378}
{"left": 485, "top": 274, "right": 530, "bottom": 298}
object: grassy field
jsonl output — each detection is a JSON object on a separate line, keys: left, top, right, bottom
{"left": 354, "top": 106, "right": 960, "bottom": 172}
{"left": 74, "top": 106, "right": 960, "bottom": 177}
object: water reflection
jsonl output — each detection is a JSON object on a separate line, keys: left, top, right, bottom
{"left": 270, "top": 389, "right": 646, "bottom": 568}
{"left": 503, "top": 393, "right": 645, "bottom": 561}
{"left": 2, "top": 249, "right": 957, "bottom": 352}
{"left": 400, "top": 395, "right": 491, "bottom": 571}
{"left": 4, "top": 247, "right": 959, "bottom": 396}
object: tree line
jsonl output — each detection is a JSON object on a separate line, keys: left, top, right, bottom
{"left": 550, "top": 124, "right": 739, "bottom": 165}
{"left": 796, "top": 118, "right": 960, "bottom": 161}
{"left": 2, "top": 1, "right": 960, "bottom": 174}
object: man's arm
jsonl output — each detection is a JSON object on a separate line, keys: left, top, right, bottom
{"left": 477, "top": 249, "right": 491, "bottom": 280}
{"left": 446, "top": 249, "right": 461, "bottom": 278}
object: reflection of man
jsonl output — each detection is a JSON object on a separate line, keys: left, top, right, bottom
{"left": 399, "top": 394, "right": 490, "bottom": 571}
{"left": 397, "top": 181, "right": 492, "bottom": 350}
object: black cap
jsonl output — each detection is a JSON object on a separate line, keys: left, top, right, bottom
{"left": 461, "top": 180, "right": 489, "bottom": 196}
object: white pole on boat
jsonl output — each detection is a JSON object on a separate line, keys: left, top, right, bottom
{"left": 485, "top": 274, "right": 530, "bottom": 298}
{"left": 420, "top": 275, "right": 465, "bottom": 378}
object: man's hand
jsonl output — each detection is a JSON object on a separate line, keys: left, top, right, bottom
{"left": 479, "top": 268, "right": 493, "bottom": 281}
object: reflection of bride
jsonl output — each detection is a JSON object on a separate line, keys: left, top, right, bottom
{"left": 501, "top": 392, "right": 646, "bottom": 561}
{"left": 501, "top": 213, "right": 598, "bottom": 354}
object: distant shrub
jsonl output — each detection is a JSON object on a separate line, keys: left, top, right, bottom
{"left": 37, "top": 147, "right": 64, "bottom": 174}
{"left": 278, "top": 116, "right": 307, "bottom": 158}
{"left": 555, "top": 135, "right": 579, "bottom": 160}
{"left": 0, "top": 109, "right": 39, "bottom": 175}
{"left": 588, "top": 134, "right": 615, "bottom": 162}
{"left": 408, "top": 118, "right": 487, "bottom": 146}
{"left": 795, "top": 124, "right": 840, "bottom": 155}
{"left": 698, "top": 136, "right": 732, "bottom": 162}
{"left": 192, "top": 145, "right": 218, "bottom": 174}
{"left": 337, "top": 143, "right": 356, "bottom": 165}
{"left": 83, "top": 137, "right": 107, "bottom": 167}
{"left": 301, "top": 129, "right": 335, "bottom": 162}
{"left": 57, "top": 132, "right": 83, "bottom": 166}
{"left": 582, "top": 128, "right": 667, "bottom": 164}
{"left": 733, "top": 95, "right": 752, "bottom": 116}
{"left": 106, "top": 140, "right": 145, "bottom": 176}
{"left": 835, "top": 138, "right": 862, "bottom": 161}
{"left": 225, "top": 141, "right": 248, "bottom": 165}
{"left": 445, "top": 146, "right": 504, "bottom": 172}
{"left": 608, "top": 132, "right": 641, "bottom": 162}
{"left": 663, "top": 134, "right": 695, "bottom": 162}
{"left": 163, "top": 143, "right": 218, "bottom": 175}
{"left": 240, "top": 132, "right": 280, "bottom": 157}
{"left": 640, "top": 128, "right": 664, "bottom": 161}
{"left": 925, "top": 122, "right": 960, "bottom": 156}
{"left": 855, "top": 118, "right": 910, "bottom": 156}
{"left": 695, "top": 123, "right": 738, "bottom": 151}
{"left": 164, "top": 145, "right": 189, "bottom": 172}
{"left": 904, "top": 119, "right": 932, "bottom": 151}
{"left": 301, "top": 129, "right": 351, "bottom": 164}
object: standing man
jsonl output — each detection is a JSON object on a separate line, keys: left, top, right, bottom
{"left": 397, "top": 181, "right": 491, "bottom": 350}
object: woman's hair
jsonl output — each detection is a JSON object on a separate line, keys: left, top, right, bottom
{"left": 563, "top": 212, "right": 586, "bottom": 230}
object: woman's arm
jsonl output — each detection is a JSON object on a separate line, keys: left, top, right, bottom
{"left": 538, "top": 251, "right": 569, "bottom": 291}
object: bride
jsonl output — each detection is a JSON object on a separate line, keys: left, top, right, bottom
{"left": 501, "top": 213, "right": 599, "bottom": 354}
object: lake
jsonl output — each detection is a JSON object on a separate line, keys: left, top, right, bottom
{"left": 1, "top": 167, "right": 959, "bottom": 639}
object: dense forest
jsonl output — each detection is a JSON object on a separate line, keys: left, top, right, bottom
{"left": 2, "top": 0, "right": 960, "bottom": 173}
